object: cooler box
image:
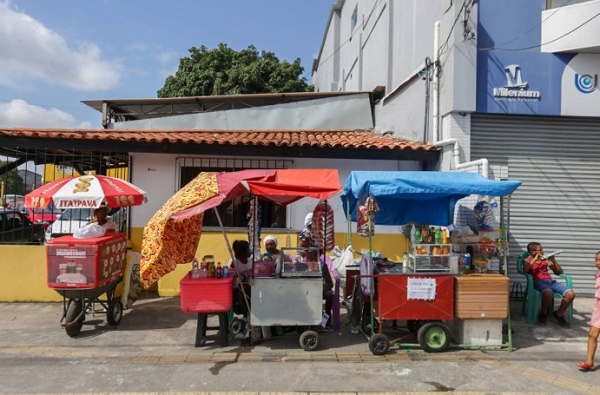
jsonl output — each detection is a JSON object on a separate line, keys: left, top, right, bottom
{"left": 46, "top": 233, "right": 127, "bottom": 289}
{"left": 180, "top": 272, "right": 234, "bottom": 313}
{"left": 454, "top": 273, "right": 509, "bottom": 319}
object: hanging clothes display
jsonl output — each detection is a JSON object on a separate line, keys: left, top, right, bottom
{"left": 357, "top": 195, "right": 379, "bottom": 237}
{"left": 312, "top": 200, "right": 335, "bottom": 251}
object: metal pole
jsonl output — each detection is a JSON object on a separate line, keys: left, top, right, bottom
{"left": 213, "top": 206, "right": 250, "bottom": 313}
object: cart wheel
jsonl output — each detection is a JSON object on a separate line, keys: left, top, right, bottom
{"left": 417, "top": 322, "right": 451, "bottom": 353}
{"left": 230, "top": 318, "right": 246, "bottom": 335}
{"left": 361, "top": 317, "right": 379, "bottom": 335}
{"left": 407, "top": 319, "right": 424, "bottom": 334}
{"left": 65, "top": 301, "right": 83, "bottom": 337}
{"left": 369, "top": 333, "right": 390, "bottom": 355}
{"left": 299, "top": 330, "right": 319, "bottom": 351}
{"left": 107, "top": 300, "right": 123, "bottom": 326}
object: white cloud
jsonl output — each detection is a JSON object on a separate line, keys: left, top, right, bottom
{"left": 0, "top": 99, "right": 91, "bottom": 128}
{"left": 0, "top": 1, "right": 121, "bottom": 91}
{"left": 156, "top": 50, "right": 179, "bottom": 65}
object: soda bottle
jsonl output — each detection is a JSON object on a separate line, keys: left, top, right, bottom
{"left": 458, "top": 253, "right": 465, "bottom": 274}
{"left": 216, "top": 262, "right": 222, "bottom": 278}
{"left": 464, "top": 253, "right": 471, "bottom": 271}
{"left": 210, "top": 262, "right": 216, "bottom": 278}
{"left": 434, "top": 227, "right": 441, "bottom": 244}
{"left": 414, "top": 226, "right": 421, "bottom": 245}
{"left": 441, "top": 228, "right": 448, "bottom": 244}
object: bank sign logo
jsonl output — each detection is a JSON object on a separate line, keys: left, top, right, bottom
{"left": 575, "top": 73, "right": 598, "bottom": 94}
{"left": 493, "top": 64, "right": 541, "bottom": 100}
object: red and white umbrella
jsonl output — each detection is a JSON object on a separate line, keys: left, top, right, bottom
{"left": 25, "top": 175, "right": 148, "bottom": 209}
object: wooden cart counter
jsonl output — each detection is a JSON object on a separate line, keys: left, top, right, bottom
{"left": 454, "top": 272, "right": 509, "bottom": 319}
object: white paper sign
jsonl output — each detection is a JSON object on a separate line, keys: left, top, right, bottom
{"left": 407, "top": 278, "right": 436, "bottom": 300}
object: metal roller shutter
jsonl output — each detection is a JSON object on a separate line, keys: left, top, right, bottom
{"left": 471, "top": 114, "right": 600, "bottom": 295}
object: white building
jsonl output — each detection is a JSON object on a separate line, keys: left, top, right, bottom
{"left": 312, "top": 0, "right": 600, "bottom": 293}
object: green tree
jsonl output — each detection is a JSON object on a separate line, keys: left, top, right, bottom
{"left": 0, "top": 161, "right": 26, "bottom": 197}
{"left": 158, "top": 43, "right": 312, "bottom": 97}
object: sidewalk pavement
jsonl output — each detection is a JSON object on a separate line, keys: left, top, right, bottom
{"left": 0, "top": 294, "right": 598, "bottom": 394}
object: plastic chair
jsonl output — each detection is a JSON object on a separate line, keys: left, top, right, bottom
{"left": 516, "top": 251, "right": 573, "bottom": 325}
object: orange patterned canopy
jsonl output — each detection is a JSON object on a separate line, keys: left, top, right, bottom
{"left": 140, "top": 172, "right": 218, "bottom": 289}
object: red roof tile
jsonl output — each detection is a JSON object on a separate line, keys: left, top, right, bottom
{"left": 0, "top": 128, "right": 437, "bottom": 152}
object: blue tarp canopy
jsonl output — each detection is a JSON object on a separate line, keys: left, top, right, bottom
{"left": 341, "top": 171, "right": 522, "bottom": 226}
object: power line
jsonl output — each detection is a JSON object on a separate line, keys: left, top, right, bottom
{"left": 314, "top": 0, "right": 383, "bottom": 71}
{"left": 480, "top": 0, "right": 575, "bottom": 50}
{"left": 483, "top": 9, "right": 600, "bottom": 52}
{"left": 439, "top": 0, "right": 470, "bottom": 56}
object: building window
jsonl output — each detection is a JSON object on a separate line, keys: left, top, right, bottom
{"left": 176, "top": 157, "right": 292, "bottom": 229}
{"left": 351, "top": 5, "right": 358, "bottom": 30}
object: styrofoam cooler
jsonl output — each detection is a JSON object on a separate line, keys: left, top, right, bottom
{"left": 46, "top": 233, "right": 128, "bottom": 289}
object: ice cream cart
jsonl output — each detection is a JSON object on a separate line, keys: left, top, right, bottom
{"left": 46, "top": 233, "right": 128, "bottom": 337}
{"left": 341, "top": 171, "right": 522, "bottom": 354}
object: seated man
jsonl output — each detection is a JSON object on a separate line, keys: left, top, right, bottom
{"left": 523, "top": 241, "right": 575, "bottom": 327}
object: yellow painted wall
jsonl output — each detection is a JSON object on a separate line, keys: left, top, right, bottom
{"left": 0, "top": 227, "right": 408, "bottom": 301}
{"left": 0, "top": 245, "right": 62, "bottom": 302}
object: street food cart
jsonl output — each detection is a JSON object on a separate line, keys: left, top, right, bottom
{"left": 141, "top": 169, "right": 341, "bottom": 350}
{"left": 25, "top": 174, "right": 148, "bottom": 337}
{"left": 341, "top": 171, "right": 522, "bottom": 354}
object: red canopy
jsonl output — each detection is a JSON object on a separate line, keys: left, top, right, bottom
{"left": 170, "top": 169, "right": 341, "bottom": 220}
{"left": 244, "top": 169, "right": 342, "bottom": 205}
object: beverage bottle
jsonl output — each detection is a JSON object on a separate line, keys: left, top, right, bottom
{"left": 192, "top": 257, "right": 199, "bottom": 278}
{"left": 216, "top": 262, "right": 222, "bottom": 278}
{"left": 442, "top": 228, "right": 448, "bottom": 244}
{"left": 434, "top": 227, "right": 441, "bottom": 244}
{"left": 458, "top": 253, "right": 465, "bottom": 274}
{"left": 421, "top": 225, "right": 428, "bottom": 243}
{"left": 464, "top": 253, "right": 471, "bottom": 271}
{"left": 410, "top": 225, "right": 416, "bottom": 244}
{"left": 414, "top": 226, "right": 421, "bottom": 245}
{"left": 210, "top": 262, "right": 216, "bottom": 278}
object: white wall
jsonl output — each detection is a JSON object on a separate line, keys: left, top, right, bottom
{"left": 130, "top": 152, "right": 419, "bottom": 235}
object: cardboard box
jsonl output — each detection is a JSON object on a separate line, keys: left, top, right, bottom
{"left": 46, "top": 233, "right": 127, "bottom": 289}
{"left": 454, "top": 273, "right": 509, "bottom": 319}
{"left": 180, "top": 272, "right": 233, "bottom": 313}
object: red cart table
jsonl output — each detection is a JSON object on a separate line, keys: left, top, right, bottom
{"left": 180, "top": 272, "right": 234, "bottom": 347}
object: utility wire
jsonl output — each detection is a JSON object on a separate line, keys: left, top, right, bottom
{"left": 313, "top": 0, "right": 382, "bottom": 72}
{"left": 483, "top": 9, "right": 600, "bottom": 52}
{"left": 480, "top": 0, "right": 575, "bottom": 50}
{"left": 439, "top": 0, "right": 470, "bottom": 56}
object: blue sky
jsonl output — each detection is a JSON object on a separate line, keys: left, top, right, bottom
{"left": 0, "top": 0, "right": 334, "bottom": 128}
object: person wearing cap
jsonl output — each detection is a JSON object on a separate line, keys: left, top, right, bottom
{"left": 92, "top": 205, "right": 117, "bottom": 232}
{"left": 262, "top": 235, "right": 292, "bottom": 276}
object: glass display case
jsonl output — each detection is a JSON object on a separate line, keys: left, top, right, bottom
{"left": 407, "top": 243, "right": 452, "bottom": 272}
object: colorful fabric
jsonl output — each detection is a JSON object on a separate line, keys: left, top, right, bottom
{"left": 140, "top": 172, "right": 219, "bottom": 289}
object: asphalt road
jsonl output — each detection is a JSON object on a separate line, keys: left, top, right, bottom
{"left": 0, "top": 295, "right": 599, "bottom": 395}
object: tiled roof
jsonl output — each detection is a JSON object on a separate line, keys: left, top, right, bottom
{"left": 0, "top": 128, "right": 437, "bottom": 152}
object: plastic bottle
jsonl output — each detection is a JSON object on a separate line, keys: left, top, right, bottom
{"left": 414, "top": 226, "right": 421, "bottom": 245}
{"left": 216, "top": 262, "right": 222, "bottom": 278}
{"left": 210, "top": 262, "right": 216, "bottom": 278}
{"left": 458, "top": 253, "right": 465, "bottom": 274}
{"left": 441, "top": 228, "right": 448, "bottom": 244}
{"left": 410, "top": 225, "right": 416, "bottom": 244}
{"left": 434, "top": 227, "right": 441, "bottom": 244}
{"left": 464, "top": 253, "right": 471, "bottom": 271}
{"left": 192, "top": 257, "right": 199, "bottom": 278}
